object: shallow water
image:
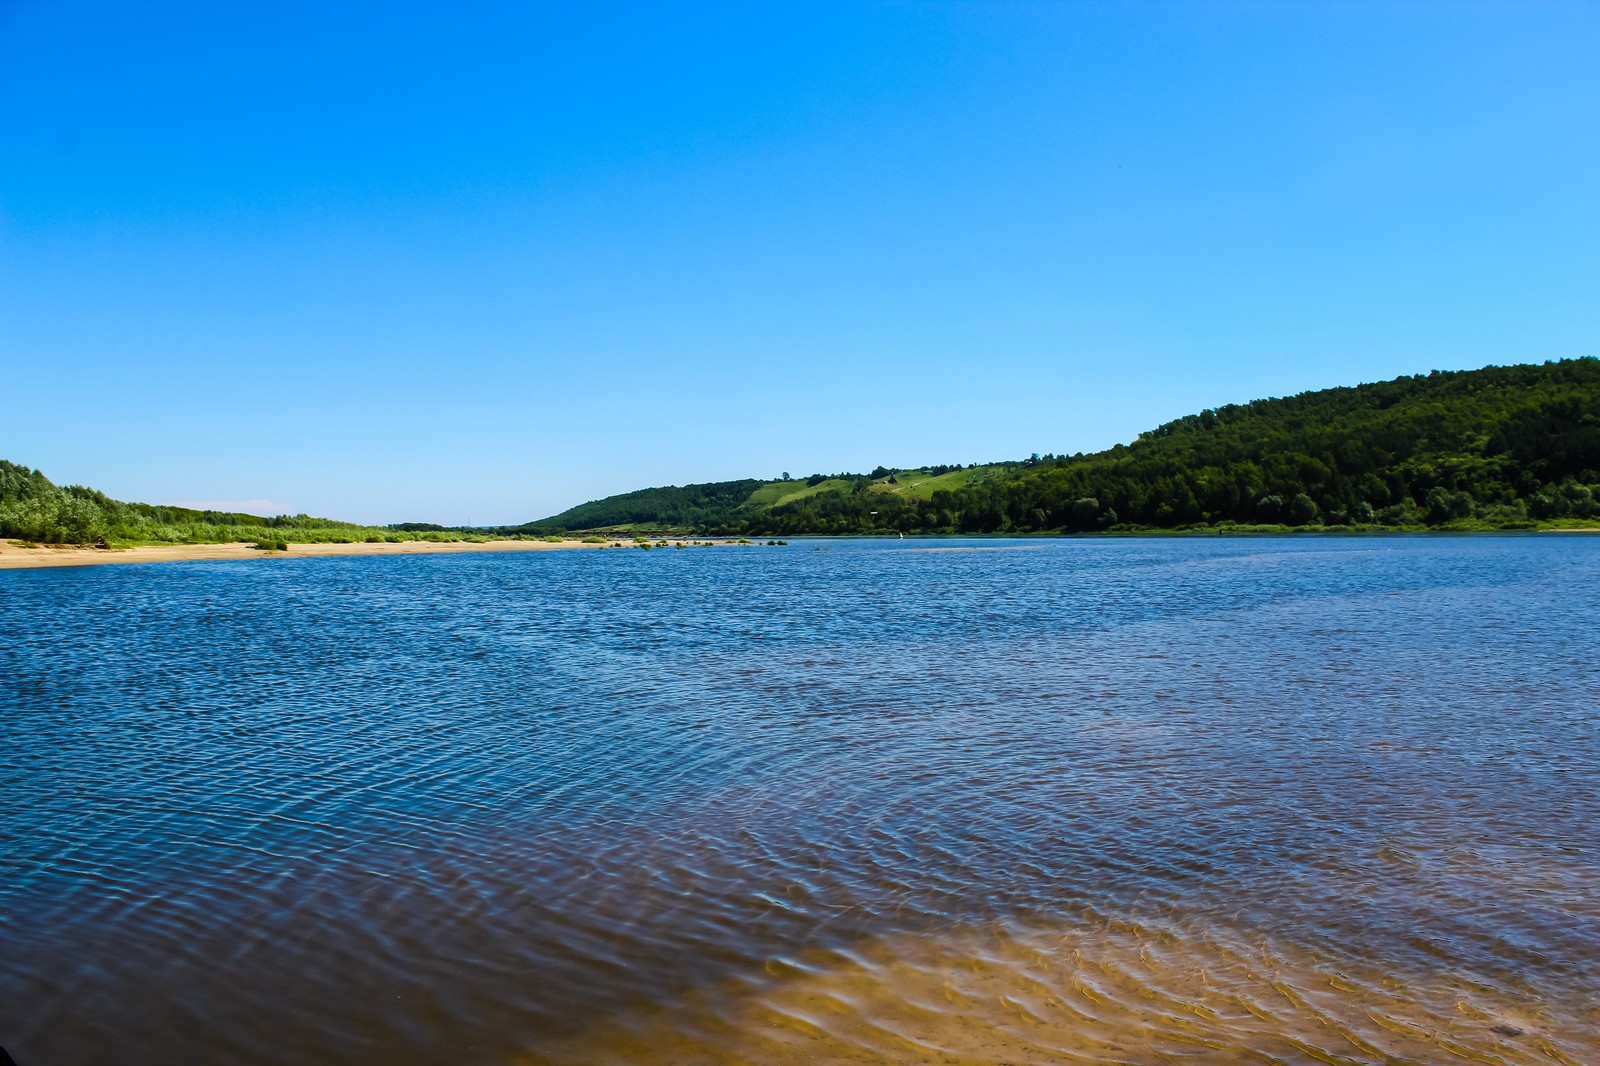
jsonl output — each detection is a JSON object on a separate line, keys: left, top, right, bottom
{"left": 2, "top": 536, "right": 1597, "bottom": 1064}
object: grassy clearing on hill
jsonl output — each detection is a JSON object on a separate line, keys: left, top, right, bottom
{"left": 748, "top": 479, "right": 859, "bottom": 508}
{"left": 868, "top": 465, "right": 1007, "bottom": 500}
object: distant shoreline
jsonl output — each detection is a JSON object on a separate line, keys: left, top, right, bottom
{"left": 4, "top": 528, "right": 1595, "bottom": 571}
{"left": 0, "top": 538, "right": 626, "bottom": 570}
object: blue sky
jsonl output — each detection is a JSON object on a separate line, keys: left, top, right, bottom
{"left": 2, "top": 2, "right": 1596, "bottom": 524}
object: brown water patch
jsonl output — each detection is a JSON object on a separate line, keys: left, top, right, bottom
{"left": 526, "top": 915, "right": 1597, "bottom": 1065}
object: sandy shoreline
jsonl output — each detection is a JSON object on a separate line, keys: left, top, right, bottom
{"left": 0, "top": 538, "right": 644, "bottom": 570}
{"left": 5, "top": 528, "right": 1592, "bottom": 571}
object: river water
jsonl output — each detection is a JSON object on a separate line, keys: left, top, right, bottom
{"left": 2, "top": 536, "right": 1596, "bottom": 1064}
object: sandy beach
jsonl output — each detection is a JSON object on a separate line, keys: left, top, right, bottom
{"left": 0, "top": 537, "right": 647, "bottom": 570}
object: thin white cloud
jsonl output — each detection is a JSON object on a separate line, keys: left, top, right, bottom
{"left": 167, "top": 500, "right": 292, "bottom": 515}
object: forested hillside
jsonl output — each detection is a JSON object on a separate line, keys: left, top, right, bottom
{"left": 11, "top": 360, "right": 1597, "bottom": 544}
{"left": 527, "top": 478, "right": 765, "bottom": 532}
{"left": 534, "top": 359, "right": 1600, "bottom": 535}
{"left": 0, "top": 461, "right": 479, "bottom": 546}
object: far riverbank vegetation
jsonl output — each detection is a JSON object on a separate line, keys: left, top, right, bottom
{"left": 522, "top": 359, "right": 1600, "bottom": 537}
{"left": 0, "top": 464, "right": 513, "bottom": 549}
{"left": 6, "top": 359, "right": 1598, "bottom": 546}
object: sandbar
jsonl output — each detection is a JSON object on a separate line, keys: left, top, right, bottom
{"left": 0, "top": 538, "right": 653, "bottom": 570}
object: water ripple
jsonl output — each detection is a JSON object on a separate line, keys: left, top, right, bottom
{"left": 1, "top": 537, "right": 1596, "bottom": 1064}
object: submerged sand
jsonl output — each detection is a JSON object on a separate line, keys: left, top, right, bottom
{"left": 0, "top": 537, "right": 661, "bottom": 570}
{"left": 526, "top": 917, "right": 1592, "bottom": 1066}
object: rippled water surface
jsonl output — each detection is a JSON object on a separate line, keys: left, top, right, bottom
{"left": 3, "top": 536, "right": 1598, "bottom": 1065}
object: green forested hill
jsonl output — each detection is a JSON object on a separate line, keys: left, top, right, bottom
{"left": 533, "top": 359, "right": 1600, "bottom": 535}
{"left": 528, "top": 478, "right": 766, "bottom": 532}
{"left": 11, "top": 360, "right": 1597, "bottom": 545}
{"left": 0, "top": 461, "right": 481, "bottom": 547}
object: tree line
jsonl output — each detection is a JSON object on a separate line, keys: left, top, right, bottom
{"left": 0, "top": 461, "right": 483, "bottom": 546}
{"left": 12, "top": 359, "right": 1596, "bottom": 544}
{"left": 536, "top": 359, "right": 1600, "bottom": 535}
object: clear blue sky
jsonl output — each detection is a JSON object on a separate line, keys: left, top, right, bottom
{"left": 3, "top": 2, "right": 1596, "bottom": 524}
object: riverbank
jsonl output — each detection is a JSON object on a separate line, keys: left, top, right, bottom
{"left": 0, "top": 538, "right": 635, "bottom": 570}
{"left": 4, "top": 530, "right": 1589, "bottom": 570}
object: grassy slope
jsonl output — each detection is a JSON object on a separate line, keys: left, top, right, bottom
{"left": 867, "top": 465, "right": 1009, "bottom": 500}
{"left": 750, "top": 479, "right": 859, "bottom": 507}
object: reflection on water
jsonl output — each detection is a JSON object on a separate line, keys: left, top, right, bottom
{"left": 1, "top": 536, "right": 1597, "bottom": 1064}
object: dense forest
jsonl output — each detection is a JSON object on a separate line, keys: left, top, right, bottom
{"left": 9, "top": 359, "right": 1597, "bottom": 545}
{"left": 0, "top": 461, "right": 486, "bottom": 547}
{"left": 534, "top": 359, "right": 1600, "bottom": 535}
{"left": 517, "top": 479, "right": 766, "bottom": 532}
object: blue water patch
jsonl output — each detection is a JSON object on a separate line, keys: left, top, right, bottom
{"left": 2, "top": 536, "right": 1597, "bottom": 1063}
